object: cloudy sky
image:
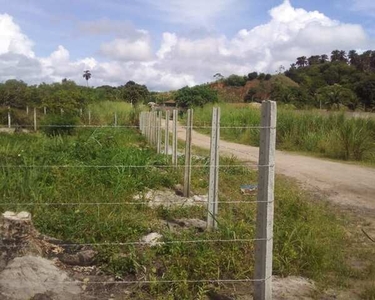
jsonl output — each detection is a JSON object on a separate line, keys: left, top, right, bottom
{"left": 0, "top": 0, "right": 375, "bottom": 90}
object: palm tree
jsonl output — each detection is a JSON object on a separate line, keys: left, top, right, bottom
{"left": 83, "top": 70, "right": 92, "bottom": 87}
{"left": 339, "top": 50, "right": 348, "bottom": 63}
{"left": 320, "top": 54, "right": 329, "bottom": 64}
{"left": 331, "top": 50, "right": 341, "bottom": 62}
{"left": 296, "top": 56, "right": 307, "bottom": 68}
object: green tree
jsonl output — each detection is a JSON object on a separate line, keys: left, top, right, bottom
{"left": 175, "top": 85, "right": 218, "bottom": 108}
{"left": 83, "top": 70, "right": 92, "bottom": 87}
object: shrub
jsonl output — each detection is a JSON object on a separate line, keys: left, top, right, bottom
{"left": 41, "top": 113, "right": 80, "bottom": 136}
{"left": 247, "top": 72, "right": 258, "bottom": 81}
{"left": 224, "top": 74, "right": 247, "bottom": 87}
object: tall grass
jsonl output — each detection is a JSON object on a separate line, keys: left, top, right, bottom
{"left": 192, "top": 104, "right": 375, "bottom": 164}
{"left": 86, "top": 101, "right": 142, "bottom": 125}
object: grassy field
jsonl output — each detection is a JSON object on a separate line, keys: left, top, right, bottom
{"left": 0, "top": 102, "right": 374, "bottom": 298}
{"left": 190, "top": 103, "right": 375, "bottom": 165}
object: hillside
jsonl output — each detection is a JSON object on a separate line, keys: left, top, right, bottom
{"left": 210, "top": 75, "right": 299, "bottom": 103}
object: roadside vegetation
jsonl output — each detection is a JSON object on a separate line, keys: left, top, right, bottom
{"left": 0, "top": 103, "right": 374, "bottom": 298}
{"left": 191, "top": 103, "right": 375, "bottom": 165}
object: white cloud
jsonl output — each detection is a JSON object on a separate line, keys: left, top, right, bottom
{"left": 0, "top": 1, "right": 374, "bottom": 90}
{"left": 0, "top": 13, "right": 34, "bottom": 57}
{"left": 100, "top": 37, "right": 153, "bottom": 61}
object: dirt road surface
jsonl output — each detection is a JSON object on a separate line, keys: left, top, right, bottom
{"left": 172, "top": 123, "right": 375, "bottom": 212}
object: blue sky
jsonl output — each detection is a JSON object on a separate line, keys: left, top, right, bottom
{"left": 0, "top": 0, "right": 374, "bottom": 90}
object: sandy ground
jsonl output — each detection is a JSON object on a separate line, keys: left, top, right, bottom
{"left": 171, "top": 122, "right": 375, "bottom": 212}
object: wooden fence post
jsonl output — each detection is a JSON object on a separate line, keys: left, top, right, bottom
{"left": 165, "top": 110, "right": 170, "bottom": 155}
{"left": 172, "top": 109, "right": 178, "bottom": 166}
{"left": 33, "top": 108, "right": 37, "bottom": 131}
{"left": 183, "top": 109, "right": 193, "bottom": 197}
{"left": 254, "top": 100, "right": 277, "bottom": 300}
{"left": 207, "top": 107, "right": 220, "bottom": 229}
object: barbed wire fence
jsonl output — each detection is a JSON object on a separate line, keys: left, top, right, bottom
{"left": 1, "top": 101, "right": 277, "bottom": 300}
{"left": 140, "top": 101, "right": 277, "bottom": 300}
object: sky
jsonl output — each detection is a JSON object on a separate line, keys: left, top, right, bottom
{"left": 0, "top": 0, "right": 375, "bottom": 91}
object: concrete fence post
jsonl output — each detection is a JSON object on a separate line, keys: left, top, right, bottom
{"left": 8, "top": 109, "right": 11, "bottom": 129}
{"left": 172, "top": 109, "right": 178, "bottom": 166}
{"left": 44, "top": 107, "right": 47, "bottom": 115}
{"left": 254, "top": 100, "right": 277, "bottom": 300}
{"left": 60, "top": 108, "right": 64, "bottom": 116}
{"left": 33, "top": 108, "right": 37, "bottom": 131}
{"left": 26, "top": 106, "right": 29, "bottom": 115}
{"left": 207, "top": 107, "right": 220, "bottom": 230}
{"left": 88, "top": 110, "right": 91, "bottom": 125}
{"left": 114, "top": 112, "right": 118, "bottom": 127}
{"left": 157, "top": 111, "right": 162, "bottom": 153}
{"left": 183, "top": 109, "right": 193, "bottom": 197}
{"left": 165, "top": 110, "right": 170, "bottom": 155}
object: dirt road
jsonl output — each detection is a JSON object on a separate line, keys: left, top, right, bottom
{"left": 173, "top": 123, "right": 375, "bottom": 212}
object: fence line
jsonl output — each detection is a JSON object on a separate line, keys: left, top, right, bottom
{"left": 139, "top": 102, "right": 277, "bottom": 300}
{"left": 2, "top": 102, "right": 277, "bottom": 300}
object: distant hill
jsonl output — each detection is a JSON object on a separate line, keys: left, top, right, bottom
{"left": 210, "top": 75, "right": 299, "bottom": 103}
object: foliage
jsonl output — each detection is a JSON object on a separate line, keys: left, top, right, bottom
{"left": 120, "top": 81, "right": 150, "bottom": 106}
{"left": 317, "top": 84, "right": 357, "bottom": 110}
{"left": 284, "top": 49, "right": 375, "bottom": 111}
{"left": 40, "top": 113, "right": 80, "bottom": 136}
{"left": 175, "top": 85, "right": 218, "bottom": 108}
{"left": 224, "top": 74, "right": 247, "bottom": 86}
{"left": 192, "top": 104, "right": 375, "bottom": 164}
{"left": 247, "top": 72, "right": 258, "bottom": 81}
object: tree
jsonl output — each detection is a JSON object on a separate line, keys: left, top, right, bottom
{"left": 258, "top": 73, "right": 266, "bottom": 80}
{"left": 265, "top": 74, "right": 272, "bottom": 80}
{"left": 83, "top": 70, "right": 92, "bottom": 87}
{"left": 320, "top": 54, "right": 329, "bottom": 64}
{"left": 121, "top": 81, "right": 149, "bottom": 106}
{"left": 308, "top": 55, "right": 320, "bottom": 66}
{"left": 224, "top": 74, "right": 247, "bottom": 86}
{"left": 213, "top": 73, "right": 224, "bottom": 81}
{"left": 356, "top": 77, "right": 375, "bottom": 111}
{"left": 331, "top": 50, "right": 341, "bottom": 62}
{"left": 317, "top": 84, "right": 356, "bottom": 110}
{"left": 296, "top": 56, "right": 307, "bottom": 68}
{"left": 175, "top": 85, "right": 218, "bottom": 108}
{"left": 247, "top": 72, "right": 258, "bottom": 81}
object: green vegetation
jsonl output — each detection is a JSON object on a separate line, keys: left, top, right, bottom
{"left": 0, "top": 78, "right": 150, "bottom": 113}
{"left": 0, "top": 103, "right": 372, "bottom": 298}
{"left": 191, "top": 104, "right": 375, "bottom": 164}
{"left": 175, "top": 85, "right": 218, "bottom": 108}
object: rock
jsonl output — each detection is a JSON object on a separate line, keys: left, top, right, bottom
{"left": 174, "top": 219, "right": 207, "bottom": 231}
{"left": 59, "top": 250, "right": 97, "bottom": 266}
{"left": 0, "top": 255, "right": 81, "bottom": 300}
{"left": 141, "top": 232, "right": 163, "bottom": 247}
{"left": 174, "top": 184, "right": 184, "bottom": 196}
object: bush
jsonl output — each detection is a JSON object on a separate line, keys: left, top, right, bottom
{"left": 247, "top": 72, "right": 258, "bottom": 81}
{"left": 175, "top": 85, "right": 218, "bottom": 108}
{"left": 224, "top": 74, "right": 247, "bottom": 87}
{"left": 0, "top": 107, "right": 33, "bottom": 128}
{"left": 40, "top": 114, "right": 80, "bottom": 136}
{"left": 258, "top": 73, "right": 266, "bottom": 80}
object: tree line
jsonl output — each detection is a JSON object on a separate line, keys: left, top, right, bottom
{"left": 0, "top": 79, "right": 150, "bottom": 111}
{"left": 279, "top": 50, "right": 375, "bottom": 110}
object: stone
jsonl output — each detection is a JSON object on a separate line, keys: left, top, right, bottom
{"left": 141, "top": 232, "right": 163, "bottom": 247}
{"left": 0, "top": 255, "right": 81, "bottom": 300}
{"left": 59, "top": 249, "right": 97, "bottom": 266}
